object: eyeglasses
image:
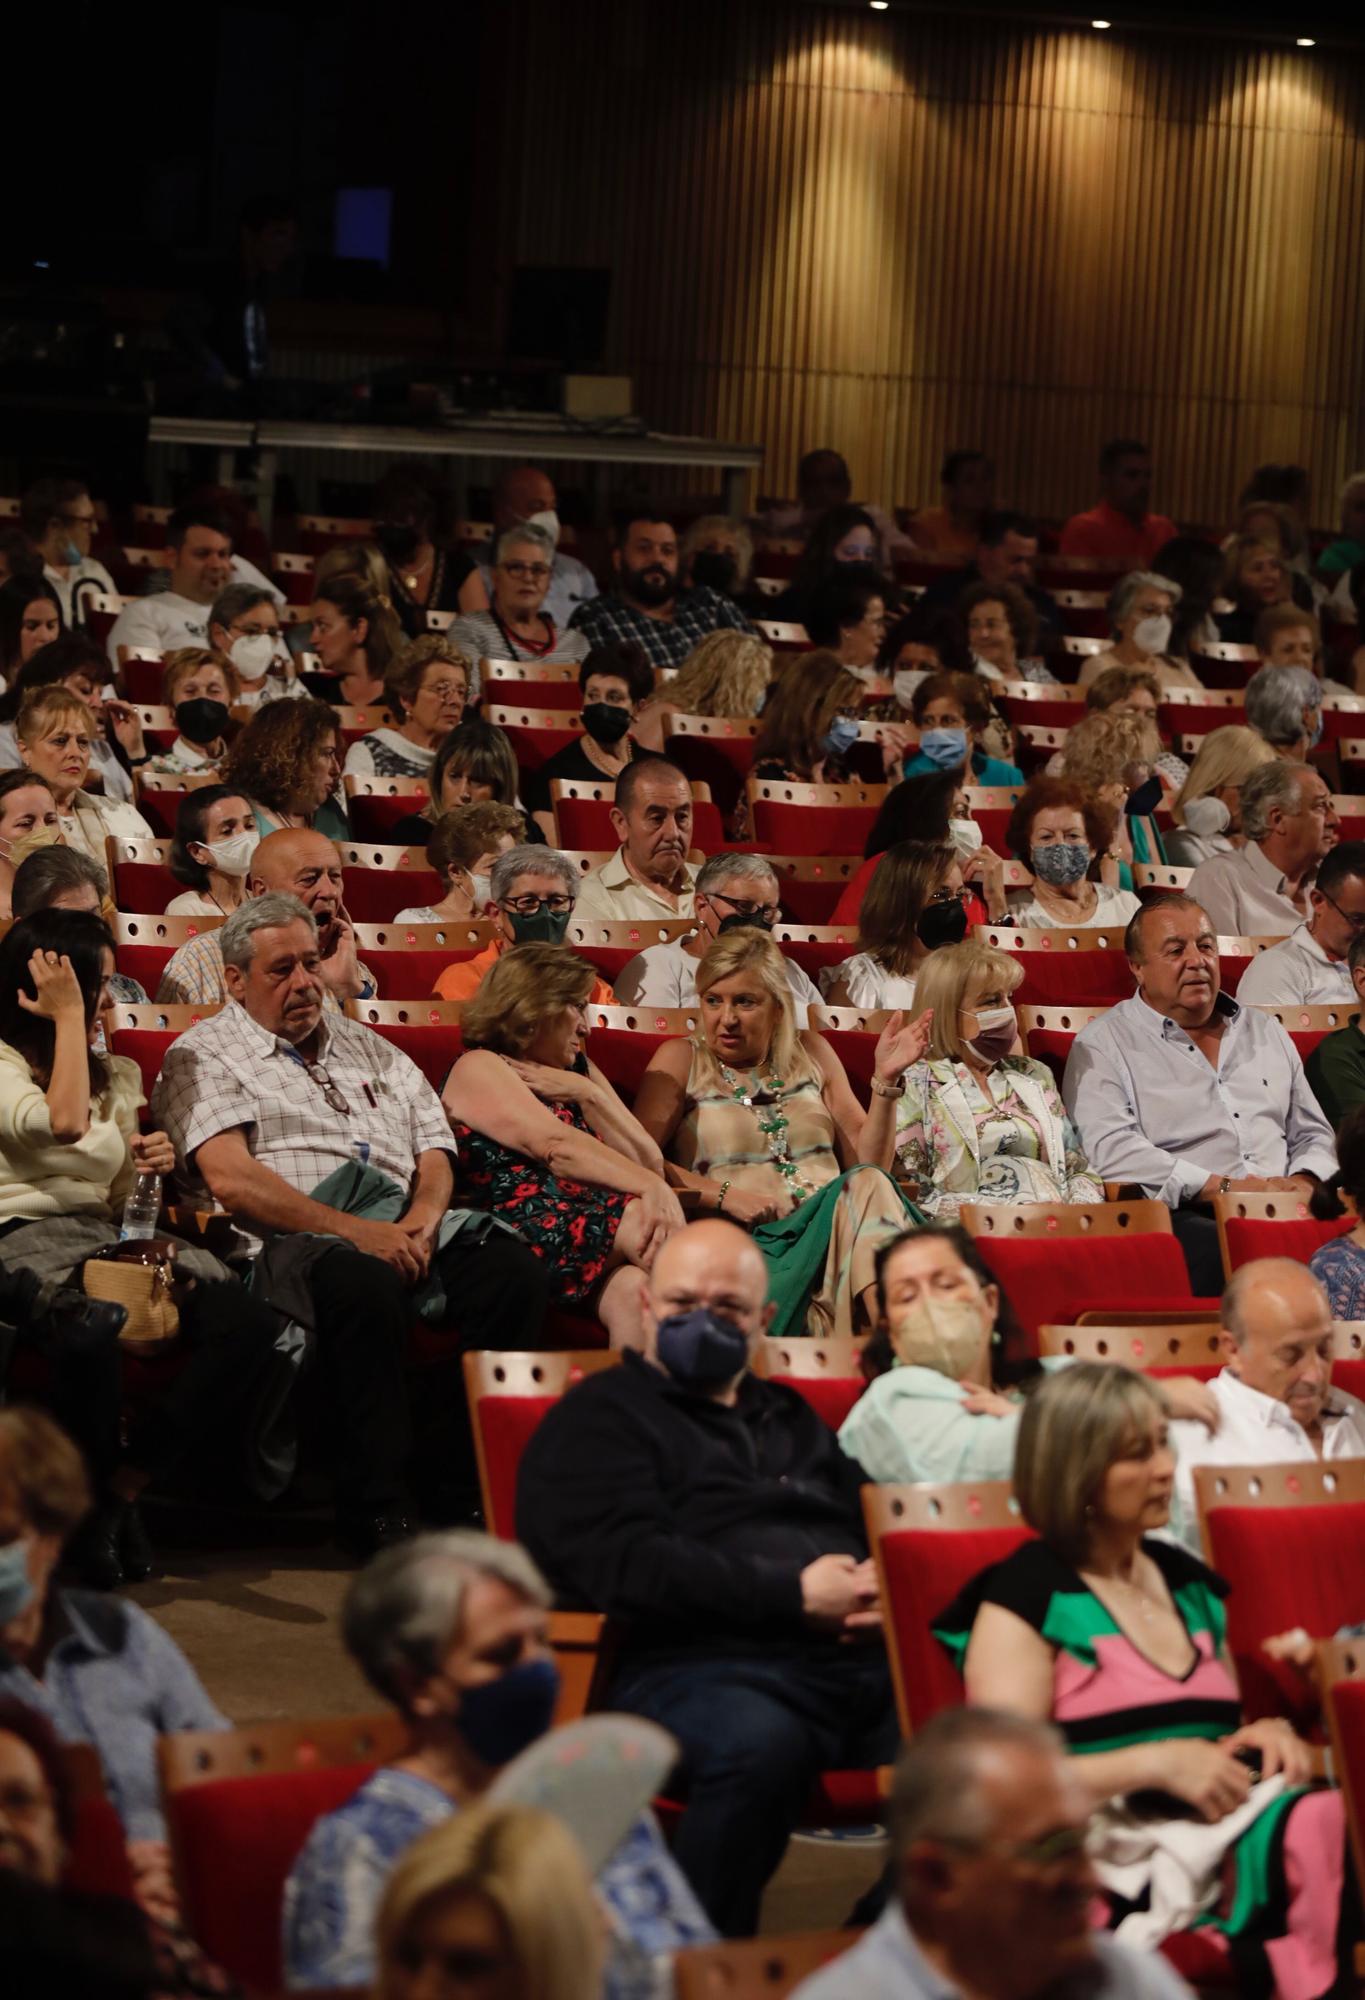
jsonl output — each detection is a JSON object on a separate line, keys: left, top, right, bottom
{"left": 928, "top": 887, "right": 973, "bottom": 907}
{"left": 59, "top": 512, "right": 96, "bottom": 529}
{"left": 710, "top": 891, "right": 780, "bottom": 924}
{"left": 500, "top": 561, "right": 552, "bottom": 582}
{"left": 501, "top": 893, "right": 575, "bottom": 916}
{"left": 1319, "top": 887, "right": 1365, "bottom": 933}
{"left": 299, "top": 1057, "right": 351, "bottom": 1116}
{"left": 231, "top": 623, "right": 285, "bottom": 643}
{"left": 421, "top": 682, "right": 466, "bottom": 703}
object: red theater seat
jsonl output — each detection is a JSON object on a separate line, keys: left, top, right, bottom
{"left": 755, "top": 1335, "right": 866, "bottom": 1431}
{"left": 1213, "top": 1190, "right": 1352, "bottom": 1280}
{"left": 961, "top": 1200, "right": 1196, "bottom": 1346}
{"left": 748, "top": 779, "right": 884, "bottom": 855}
{"left": 975, "top": 927, "right": 1135, "bottom": 1007}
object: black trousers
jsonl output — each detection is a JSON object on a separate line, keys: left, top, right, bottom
{"left": 1170, "top": 1206, "right": 1226, "bottom": 1298}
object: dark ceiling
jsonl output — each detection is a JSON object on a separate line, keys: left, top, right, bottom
{"left": 819, "top": 0, "right": 1358, "bottom": 53}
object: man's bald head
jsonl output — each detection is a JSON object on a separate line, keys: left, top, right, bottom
{"left": 1220, "top": 1256, "right": 1335, "bottom": 1427}
{"left": 493, "top": 464, "right": 556, "bottom": 530}
{"left": 642, "top": 1219, "right": 774, "bottom": 1387}
{"left": 248, "top": 828, "right": 345, "bottom": 921}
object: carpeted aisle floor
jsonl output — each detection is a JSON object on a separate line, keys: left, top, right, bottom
{"left": 127, "top": 1545, "right": 885, "bottom": 1934}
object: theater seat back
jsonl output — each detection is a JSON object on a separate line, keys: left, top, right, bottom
{"left": 768, "top": 1373, "right": 865, "bottom": 1431}
{"left": 1221, "top": 1213, "right": 1351, "bottom": 1273}
{"left": 1204, "top": 1497, "right": 1365, "bottom": 1725}
{"left": 971, "top": 1234, "right": 1192, "bottom": 1345}
{"left": 170, "top": 1760, "right": 379, "bottom": 1992}
{"left": 878, "top": 1523, "right": 1035, "bottom": 1730}
{"left": 63, "top": 1794, "right": 137, "bottom": 1901}
{"left": 475, "top": 1394, "right": 563, "bottom": 1537}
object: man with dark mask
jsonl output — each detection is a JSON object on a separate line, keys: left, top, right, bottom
{"left": 614, "top": 850, "right": 822, "bottom": 1019}
{"left": 518, "top": 1218, "right": 898, "bottom": 1938}
{"left": 570, "top": 511, "right": 755, "bottom": 670}
{"left": 522, "top": 641, "right": 654, "bottom": 841}
{"left": 431, "top": 844, "right": 615, "bottom": 1004}
{"left": 283, "top": 1529, "right": 712, "bottom": 1988}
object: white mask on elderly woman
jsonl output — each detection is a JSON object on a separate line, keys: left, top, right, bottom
{"left": 889, "top": 1293, "right": 992, "bottom": 1380}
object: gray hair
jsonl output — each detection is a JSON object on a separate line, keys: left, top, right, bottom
{"left": 1106, "top": 568, "right": 1182, "bottom": 630}
{"left": 890, "top": 1708, "right": 1066, "bottom": 1862}
{"left": 11, "top": 845, "right": 106, "bottom": 920}
{"left": 1245, "top": 663, "right": 1320, "bottom": 750}
{"left": 490, "top": 843, "right": 578, "bottom": 902}
{"left": 208, "top": 581, "right": 276, "bottom": 634}
{"left": 493, "top": 519, "right": 557, "bottom": 567}
{"left": 696, "top": 850, "right": 780, "bottom": 898}
{"left": 219, "top": 892, "right": 317, "bottom": 971}
{"left": 1341, "top": 471, "right": 1365, "bottom": 509}
{"left": 1239, "top": 756, "right": 1310, "bottom": 842}
{"left": 341, "top": 1530, "right": 550, "bottom": 1714}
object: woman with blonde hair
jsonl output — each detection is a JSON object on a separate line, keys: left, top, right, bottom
{"left": 375, "top": 1802, "right": 604, "bottom": 2000}
{"left": 309, "top": 570, "right": 406, "bottom": 709}
{"left": 343, "top": 635, "right": 470, "bottom": 781}
{"left": 1217, "top": 534, "right": 1295, "bottom": 645}
{"left": 751, "top": 648, "right": 867, "bottom": 785}
{"left": 936, "top": 1364, "right": 1347, "bottom": 1996}
{"left": 1166, "top": 723, "right": 1278, "bottom": 868}
{"left": 823, "top": 839, "right": 972, "bottom": 1009}
{"left": 15, "top": 687, "right": 151, "bottom": 862}
{"left": 1059, "top": 706, "right": 1165, "bottom": 873}
{"left": 219, "top": 696, "right": 346, "bottom": 839}
{"left": 442, "top": 942, "right": 685, "bottom": 1347}
{"left": 679, "top": 513, "right": 754, "bottom": 599}
{"left": 872, "top": 938, "right": 1101, "bottom": 1216}
{"left": 634, "top": 927, "right": 925, "bottom": 1335}
{"left": 631, "top": 628, "right": 773, "bottom": 753}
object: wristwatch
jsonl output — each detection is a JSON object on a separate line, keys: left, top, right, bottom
{"left": 869, "top": 1074, "right": 906, "bottom": 1099}
{"left": 1218, "top": 1176, "right": 1232, "bottom": 1196}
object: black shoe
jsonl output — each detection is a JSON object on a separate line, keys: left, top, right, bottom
{"left": 335, "top": 1512, "right": 417, "bottom": 1560}
{"left": 68, "top": 1504, "right": 125, "bottom": 1591}
{"left": 118, "top": 1501, "right": 154, "bottom": 1583}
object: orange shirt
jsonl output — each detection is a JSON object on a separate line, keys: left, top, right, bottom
{"left": 1057, "top": 501, "right": 1178, "bottom": 564}
{"left": 907, "top": 505, "right": 980, "bottom": 558}
{"left": 432, "top": 939, "right": 614, "bottom": 1005}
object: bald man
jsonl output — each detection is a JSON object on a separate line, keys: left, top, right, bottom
{"left": 156, "top": 827, "right": 375, "bottom": 1007}
{"left": 517, "top": 1219, "right": 898, "bottom": 1937}
{"left": 1168, "top": 1257, "right": 1365, "bottom": 1547}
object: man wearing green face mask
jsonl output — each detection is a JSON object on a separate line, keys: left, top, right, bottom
{"left": 432, "top": 845, "right": 616, "bottom": 1005}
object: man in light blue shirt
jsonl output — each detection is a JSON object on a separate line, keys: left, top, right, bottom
{"left": 1063, "top": 896, "right": 1334, "bottom": 1292}
{"left": 792, "top": 1710, "right": 1193, "bottom": 2000}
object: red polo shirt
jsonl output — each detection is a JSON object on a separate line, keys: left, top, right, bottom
{"left": 1058, "top": 500, "right": 1178, "bottom": 564}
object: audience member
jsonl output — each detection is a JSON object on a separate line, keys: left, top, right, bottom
{"left": 14, "top": 689, "right": 151, "bottom": 861}
{"left": 573, "top": 760, "right": 698, "bottom": 923}
{"left": 517, "top": 1218, "right": 901, "bottom": 1934}
{"left": 373, "top": 1803, "right": 604, "bottom": 2000}
{"left": 1166, "top": 723, "right": 1277, "bottom": 867}
{"left": 1235, "top": 838, "right": 1365, "bottom": 1006}
{"left": 10, "top": 847, "right": 147, "bottom": 1002}
{"left": 751, "top": 648, "right": 865, "bottom": 785}
{"left": 753, "top": 447, "right": 908, "bottom": 556}
{"left": 0, "top": 771, "right": 58, "bottom": 920}
{"left": 206, "top": 581, "right": 304, "bottom": 707}
{"left": 431, "top": 845, "right": 612, "bottom": 1006}
{"left": 309, "top": 571, "right": 405, "bottom": 710}
{"left": 1316, "top": 469, "right": 1365, "bottom": 587}
{"left": 154, "top": 893, "right": 550, "bottom": 1552}
{"left": 450, "top": 521, "right": 590, "bottom": 702}
{"left": 960, "top": 578, "right": 1053, "bottom": 684}
{"left": 19, "top": 478, "right": 115, "bottom": 631}
{"left": 157, "top": 828, "right": 374, "bottom": 1007}
{"left": 342, "top": 636, "right": 468, "bottom": 782}
{"left": 0, "top": 633, "right": 110, "bottom": 771}
{"left": 393, "top": 801, "right": 524, "bottom": 925}
{"left": 634, "top": 931, "right": 920, "bottom": 1333}
{"left": 824, "top": 840, "right": 976, "bottom": 1009}
{"left": 909, "top": 449, "right": 995, "bottom": 557}
{"left": 1059, "top": 706, "right": 1164, "bottom": 872}
{"left": 878, "top": 604, "right": 975, "bottom": 701}
{"left": 631, "top": 628, "right": 773, "bottom": 753}
{"left": 283, "top": 1531, "right": 707, "bottom": 1990}
{"left": 1167, "top": 1260, "right": 1365, "bottom": 1549}
{"left": 164, "top": 783, "right": 257, "bottom": 917}
{"left": 141, "top": 647, "right": 238, "bottom": 777}
{"left": 104, "top": 505, "right": 236, "bottom": 667}
{"left": 679, "top": 513, "right": 753, "bottom": 604}
{"left": 902, "top": 670, "right": 1022, "bottom": 785}
{"left": 1005, "top": 777, "right": 1141, "bottom": 929}
{"left": 1063, "top": 897, "right": 1335, "bottom": 1291}
{"left": 1304, "top": 935, "right": 1365, "bottom": 1128}
{"left": 768, "top": 505, "right": 886, "bottom": 625}
{"left": 0, "top": 577, "right": 61, "bottom": 688}
{"left": 1072, "top": 665, "right": 1188, "bottom": 792}
{"left": 1245, "top": 661, "right": 1322, "bottom": 761}
{"left": 522, "top": 641, "right": 655, "bottom": 838}
{"left": 914, "top": 510, "right": 1063, "bottom": 651}
{"left": 1187, "top": 759, "right": 1336, "bottom": 934}
{"left": 1255, "top": 603, "right": 1324, "bottom": 675}
{"left": 1058, "top": 439, "right": 1177, "bottom": 564}
{"left": 831, "top": 771, "right": 1006, "bottom": 928}
{"left": 1348, "top": 559, "right": 1365, "bottom": 693}
{"left": 802, "top": 563, "right": 891, "bottom": 680}
{"left": 443, "top": 945, "right": 685, "bottom": 1342}
{"left": 938, "top": 1363, "right": 1344, "bottom": 1995}
{"left": 0, "top": 525, "right": 38, "bottom": 586}
{"left": 388, "top": 717, "right": 522, "bottom": 848}
{"left": 46, "top": 639, "right": 148, "bottom": 805}
{"left": 1310, "top": 1106, "right": 1365, "bottom": 1315}
{"left": 1217, "top": 534, "right": 1296, "bottom": 643}
{"left": 0, "top": 1409, "right": 229, "bottom": 1853}
{"left": 1076, "top": 570, "right": 1201, "bottom": 692}
{"left": 878, "top": 939, "right": 1103, "bottom": 1215}
{"left": 370, "top": 462, "right": 487, "bottom": 638}
{"left": 480, "top": 464, "right": 599, "bottom": 631}
{"left": 615, "top": 850, "right": 821, "bottom": 1019}
{"left": 1152, "top": 534, "right": 1225, "bottom": 664}
{"left": 219, "top": 696, "right": 347, "bottom": 840}
{"left": 791, "top": 1708, "right": 1197, "bottom": 2000}
{"left": 569, "top": 512, "right": 753, "bottom": 669}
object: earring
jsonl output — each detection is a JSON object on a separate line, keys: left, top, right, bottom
{"left": 1084, "top": 1503, "right": 1095, "bottom": 1518}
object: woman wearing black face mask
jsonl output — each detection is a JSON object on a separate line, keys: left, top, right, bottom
{"left": 523, "top": 642, "right": 655, "bottom": 842}
{"left": 824, "top": 841, "right": 974, "bottom": 1010}
{"left": 142, "top": 649, "right": 239, "bottom": 778}
{"left": 679, "top": 514, "right": 754, "bottom": 604}
{"left": 865, "top": 938, "right": 1103, "bottom": 1219}
{"left": 371, "top": 463, "right": 488, "bottom": 639}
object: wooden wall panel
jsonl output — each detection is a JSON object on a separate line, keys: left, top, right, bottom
{"left": 499, "top": 1, "right": 1365, "bottom": 525}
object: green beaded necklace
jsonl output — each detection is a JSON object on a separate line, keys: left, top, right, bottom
{"left": 718, "top": 1061, "right": 809, "bottom": 1204}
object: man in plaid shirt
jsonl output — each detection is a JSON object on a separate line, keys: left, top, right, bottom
{"left": 568, "top": 512, "right": 754, "bottom": 670}
{"left": 153, "top": 892, "right": 548, "bottom": 1555}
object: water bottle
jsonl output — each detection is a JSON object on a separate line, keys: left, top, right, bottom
{"left": 119, "top": 1172, "right": 162, "bottom": 1242}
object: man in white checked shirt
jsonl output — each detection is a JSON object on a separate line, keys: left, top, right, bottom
{"left": 153, "top": 892, "right": 549, "bottom": 1556}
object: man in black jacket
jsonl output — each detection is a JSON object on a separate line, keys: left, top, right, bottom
{"left": 516, "top": 1219, "right": 898, "bottom": 1936}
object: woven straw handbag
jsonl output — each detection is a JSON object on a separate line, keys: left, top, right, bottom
{"left": 83, "top": 1241, "right": 182, "bottom": 1346}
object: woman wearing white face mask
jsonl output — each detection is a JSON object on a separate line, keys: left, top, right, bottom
{"left": 1166, "top": 724, "right": 1279, "bottom": 868}
{"left": 393, "top": 800, "right": 526, "bottom": 925}
{"left": 206, "top": 582, "right": 304, "bottom": 710}
{"left": 165, "top": 785, "right": 257, "bottom": 916}
{"left": 865, "top": 939, "right": 1104, "bottom": 1219}
{"left": 1077, "top": 571, "right": 1202, "bottom": 692}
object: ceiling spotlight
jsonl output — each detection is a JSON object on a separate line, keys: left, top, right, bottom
{"left": 1092, "top": 18, "right": 1112, "bottom": 27}
{"left": 869, "top": 2, "right": 889, "bottom": 10}
{"left": 1296, "top": 36, "right": 1316, "bottom": 45}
